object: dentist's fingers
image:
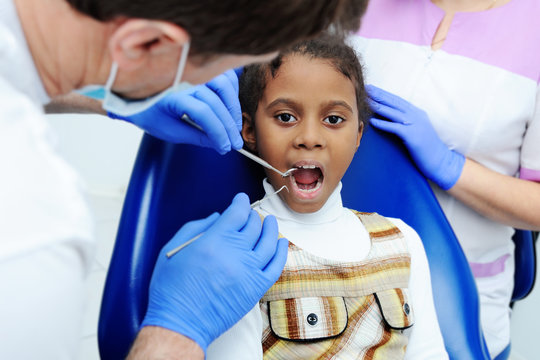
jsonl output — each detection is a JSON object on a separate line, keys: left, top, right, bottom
{"left": 183, "top": 101, "right": 231, "bottom": 153}
{"left": 193, "top": 86, "right": 243, "bottom": 150}
{"left": 261, "top": 237, "right": 288, "bottom": 282}
{"left": 239, "top": 210, "right": 264, "bottom": 250}
{"left": 206, "top": 71, "right": 242, "bottom": 132}
{"left": 213, "top": 193, "right": 253, "bottom": 232}
{"left": 252, "top": 215, "right": 281, "bottom": 266}
{"left": 221, "top": 69, "right": 240, "bottom": 95}
{"left": 162, "top": 212, "right": 220, "bottom": 253}
{"left": 234, "top": 67, "right": 244, "bottom": 78}
{"left": 165, "top": 89, "right": 231, "bottom": 153}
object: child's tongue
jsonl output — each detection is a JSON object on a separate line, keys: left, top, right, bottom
{"left": 293, "top": 168, "right": 321, "bottom": 187}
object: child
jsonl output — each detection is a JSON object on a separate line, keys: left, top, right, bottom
{"left": 206, "top": 35, "right": 448, "bottom": 359}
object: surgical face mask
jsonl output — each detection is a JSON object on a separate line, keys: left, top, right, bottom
{"left": 101, "top": 41, "right": 193, "bottom": 117}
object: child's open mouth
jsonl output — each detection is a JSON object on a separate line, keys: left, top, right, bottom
{"left": 289, "top": 162, "right": 324, "bottom": 199}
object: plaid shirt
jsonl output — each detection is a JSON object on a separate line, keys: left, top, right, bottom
{"left": 261, "top": 211, "right": 414, "bottom": 360}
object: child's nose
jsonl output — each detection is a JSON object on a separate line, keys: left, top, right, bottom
{"left": 293, "top": 120, "right": 326, "bottom": 150}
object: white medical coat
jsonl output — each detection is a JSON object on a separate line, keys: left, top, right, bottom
{"left": 0, "top": 0, "right": 94, "bottom": 358}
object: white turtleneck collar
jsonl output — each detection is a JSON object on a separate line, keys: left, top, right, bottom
{"left": 254, "top": 179, "right": 371, "bottom": 262}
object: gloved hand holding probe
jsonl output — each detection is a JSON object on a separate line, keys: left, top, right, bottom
{"left": 108, "top": 69, "right": 244, "bottom": 155}
{"left": 142, "top": 193, "right": 288, "bottom": 353}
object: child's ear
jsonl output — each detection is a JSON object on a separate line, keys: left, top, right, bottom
{"left": 356, "top": 122, "right": 364, "bottom": 151}
{"left": 241, "top": 112, "right": 258, "bottom": 152}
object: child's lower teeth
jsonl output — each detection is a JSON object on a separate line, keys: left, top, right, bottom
{"left": 297, "top": 179, "right": 321, "bottom": 192}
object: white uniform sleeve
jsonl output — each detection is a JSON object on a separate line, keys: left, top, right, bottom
{"left": 389, "top": 219, "right": 449, "bottom": 360}
{"left": 0, "top": 79, "right": 94, "bottom": 359}
{"left": 520, "top": 84, "right": 540, "bottom": 181}
{"left": 206, "top": 305, "right": 263, "bottom": 360}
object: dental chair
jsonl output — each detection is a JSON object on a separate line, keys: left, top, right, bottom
{"left": 511, "top": 229, "right": 536, "bottom": 303}
{"left": 492, "top": 228, "right": 538, "bottom": 360}
{"left": 98, "top": 126, "right": 491, "bottom": 359}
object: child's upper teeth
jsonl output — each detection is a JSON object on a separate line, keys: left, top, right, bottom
{"left": 299, "top": 165, "right": 317, "bottom": 169}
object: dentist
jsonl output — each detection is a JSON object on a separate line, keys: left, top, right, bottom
{"left": 0, "top": 0, "right": 366, "bottom": 359}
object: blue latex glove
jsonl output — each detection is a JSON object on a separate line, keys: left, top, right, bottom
{"left": 142, "top": 193, "right": 288, "bottom": 352}
{"left": 108, "top": 70, "right": 243, "bottom": 155}
{"left": 368, "top": 85, "right": 465, "bottom": 190}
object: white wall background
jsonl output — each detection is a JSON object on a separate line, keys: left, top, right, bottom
{"left": 46, "top": 113, "right": 142, "bottom": 197}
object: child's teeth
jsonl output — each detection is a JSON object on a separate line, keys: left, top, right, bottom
{"left": 296, "top": 179, "right": 322, "bottom": 193}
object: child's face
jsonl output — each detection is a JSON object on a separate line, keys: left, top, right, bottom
{"left": 242, "top": 55, "right": 363, "bottom": 213}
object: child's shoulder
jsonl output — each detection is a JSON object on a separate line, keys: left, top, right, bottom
{"left": 346, "top": 208, "right": 421, "bottom": 243}
{"left": 347, "top": 208, "right": 403, "bottom": 224}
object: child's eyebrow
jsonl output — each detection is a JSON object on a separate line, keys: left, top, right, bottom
{"left": 266, "top": 99, "right": 353, "bottom": 113}
{"left": 266, "top": 98, "right": 298, "bottom": 109}
{"left": 322, "top": 100, "right": 354, "bottom": 113}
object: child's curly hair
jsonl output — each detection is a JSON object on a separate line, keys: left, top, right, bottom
{"left": 239, "top": 33, "right": 371, "bottom": 130}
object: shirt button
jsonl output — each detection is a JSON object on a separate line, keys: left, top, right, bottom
{"left": 403, "top": 303, "right": 410, "bottom": 316}
{"left": 307, "top": 313, "right": 318, "bottom": 326}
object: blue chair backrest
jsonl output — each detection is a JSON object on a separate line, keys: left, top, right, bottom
{"left": 98, "top": 126, "right": 490, "bottom": 359}
{"left": 512, "top": 229, "right": 536, "bottom": 302}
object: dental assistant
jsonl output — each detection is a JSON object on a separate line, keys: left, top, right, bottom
{"left": 350, "top": 0, "right": 540, "bottom": 357}
{"left": 0, "top": 0, "right": 365, "bottom": 358}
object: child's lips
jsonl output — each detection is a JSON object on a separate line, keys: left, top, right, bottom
{"left": 288, "top": 160, "right": 325, "bottom": 200}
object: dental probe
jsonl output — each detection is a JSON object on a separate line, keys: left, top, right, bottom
{"left": 166, "top": 185, "right": 288, "bottom": 258}
{"left": 181, "top": 114, "right": 296, "bottom": 177}
{"left": 236, "top": 148, "right": 296, "bottom": 177}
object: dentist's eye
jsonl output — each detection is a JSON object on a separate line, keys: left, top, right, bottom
{"left": 324, "top": 115, "right": 344, "bottom": 125}
{"left": 276, "top": 113, "right": 297, "bottom": 123}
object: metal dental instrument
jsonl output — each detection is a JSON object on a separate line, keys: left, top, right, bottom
{"left": 181, "top": 114, "right": 296, "bottom": 177}
{"left": 166, "top": 185, "right": 288, "bottom": 258}
{"left": 247, "top": 185, "right": 288, "bottom": 209}
{"left": 165, "top": 233, "right": 203, "bottom": 258}
{"left": 236, "top": 148, "right": 296, "bottom": 177}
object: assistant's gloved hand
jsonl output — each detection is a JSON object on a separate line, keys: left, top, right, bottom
{"left": 142, "top": 193, "right": 288, "bottom": 352}
{"left": 108, "top": 70, "right": 243, "bottom": 155}
{"left": 367, "top": 85, "right": 465, "bottom": 190}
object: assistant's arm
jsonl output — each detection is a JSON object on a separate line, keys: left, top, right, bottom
{"left": 449, "top": 160, "right": 540, "bottom": 230}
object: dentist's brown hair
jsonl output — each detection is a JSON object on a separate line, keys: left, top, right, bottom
{"left": 66, "top": 0, "right": 369, "bottom": 56}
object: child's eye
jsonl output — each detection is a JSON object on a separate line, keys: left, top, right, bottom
{"left": 324, "top": 115, "right": 344, "bottom": 125}
{"left": 276, "top": 113, "right": 297, "bottom": 123}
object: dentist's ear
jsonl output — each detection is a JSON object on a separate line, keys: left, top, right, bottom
{"left": 241, "top": 112, "right": 258, "bottom": 152}
{"left": 109, "top": 19, "right": 189, "bottom": 71}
